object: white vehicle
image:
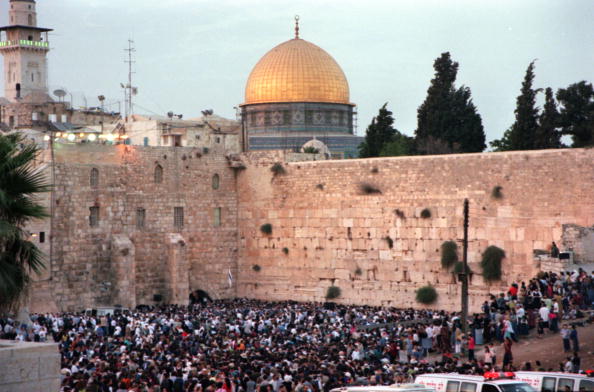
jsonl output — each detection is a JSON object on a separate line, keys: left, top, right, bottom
{"left": 515, "top": 371, "right": 594, "bottom": 392}
{"left": 415, "top": 373, "right": 537, "bottom": 392}
{"left": 331, "top": 383, "right": 435, "bottom": 392}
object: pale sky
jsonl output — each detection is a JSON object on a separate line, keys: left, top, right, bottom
{"left": 1, "top": 0, "right": 592, "bottom": 143}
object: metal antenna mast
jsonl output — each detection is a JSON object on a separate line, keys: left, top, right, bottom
{"left": 123, "top": 39, "right": 136, "bottom": 118}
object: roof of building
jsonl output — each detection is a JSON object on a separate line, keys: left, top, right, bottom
{"left": 0, "top": 25, "right": 53, "bottom": 32}
{"left": 10, "top": 0, "right": 36, "bottom": 3}
{"left": 243, "top": 36, "right": 351, "bottom": 106}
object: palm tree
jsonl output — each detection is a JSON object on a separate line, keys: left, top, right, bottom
{"left": 0, "top": 133, "right": 50, "bottom": 314}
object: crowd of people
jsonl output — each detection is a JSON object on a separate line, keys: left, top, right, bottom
{"left": 0, "top": 268, "right": 592, "bottom": 392}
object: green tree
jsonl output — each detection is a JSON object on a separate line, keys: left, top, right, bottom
{"left": 534, "top": 87, "right": 562, "bottom": 149}
{"left": 0, "top": 134, "right": 49, "bottom": 313}
{"left": 359, "top": 103, "right": 396, "bottom": 158}
{"left": 491, "top": 61, "right": 540, "bottom": 151}
{"left": 556, "top": 81, "right": 594, "bottom": 147}
{"left": 415, "top": 52, "right": 486, "bottom": 153}
{"left": 379, "top": 131, "right": 415, "bottom": 157}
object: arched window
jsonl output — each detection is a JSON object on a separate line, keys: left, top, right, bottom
{"left": 28, "top": 14, "right": 33, "bottom": 26}
{"left": 212, "top": 174, "right": 220, "bottom": 190}
{"left": 90, "top": 168, "right": 99, "bottom": 188}
{"left": 154, "top": 164, "right": 163, "bottom": 184}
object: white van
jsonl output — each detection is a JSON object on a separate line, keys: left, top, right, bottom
{"left": 515, "top": 371, "right": 594, "bottom": 392}
{"left": 415, "top": 373, "right": 537, "bottom": 392}
{"left": 331, "top": 383, "right": 435, "bottom": 392}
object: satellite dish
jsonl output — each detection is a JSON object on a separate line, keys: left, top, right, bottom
{"left": 167, "top": 111, "right": 174, "bottom": 119}
{"left": 53, "top": 89, "right": 66, "bottom": 100}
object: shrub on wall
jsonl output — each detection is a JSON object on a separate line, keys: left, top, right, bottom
{"left": 270, "top": 162, "right": 286, "bottom": 176}
{"left": 420, "top": 208, "right": 432, "bottom": 219}
{"left": 326, "top": 285, "right": 341, "bottom": 300}
{"left": 354, "top": 267, "right": 362, "bottom": 276}
{"left": 416, "top": 285, "right": 438, "bottom": 305}
{"left": 371, "top": 167, "right": 379, "bottom": 173}
{"left": 394, "top": 209, "right": 406, "bottom": 219}
{"left": 260, "top": 223, "right": 273, "bottom": 235}
{"left": 359, "top": 182, "right": 382, "bottom": 195}
{"left": 252, "top": 264, "right": 261, "bottom": 272}
{"left": 440, "top": 241, "right": 458, "bottom": 269}
{"left": 481, "top": 245, "right": 505, "bottom": 282}
{"left": 491, "top": 185, "right": 503, "bottom": 199}
{"left": 453, "top": 261, "right": 472, "bottom": 275}
{"left": 316, "top": 183, "right": 324, "bottom": 190}
{"left": 303, "top": 146, "right": 319, "bottom": 154}
{"left": 282, "top": 247, "right": 289, "bottom": 255}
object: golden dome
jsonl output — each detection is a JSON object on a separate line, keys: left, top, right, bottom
{"left": 243, "top": 38, "right": 350, "bottom": 105}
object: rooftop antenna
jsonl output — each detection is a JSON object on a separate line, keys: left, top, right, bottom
{"left": 294, "top": 15, "right": 300, "bottom": 39}
{"left": 123, "top": 39, "right": 136, "bottom": 118}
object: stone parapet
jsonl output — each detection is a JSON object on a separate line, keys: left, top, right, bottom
{"left": 0, "top": 340, "right": 60, "bottom": 392}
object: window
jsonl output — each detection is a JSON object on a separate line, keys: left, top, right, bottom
{"left": 39, "top": 232, "right": 45, "bottom": 243}
{"left": 174, "top": 207, "right": 184, "bottom": 229}
{"left": 557, "top": 379, "right": 574, "bottom": 392}
{"left": 214, "top": 207, "right": 221, "bottom": 227}
{"left": 481, "top": 385, "right": 499, "bottom": 392}
{"left": 446, "top": 381, "right": 460, "bottom": 392}
{"left": 143, "top": 137, "right": 149, "bottom": 146}
{"left": 579, "top": 380, "right": 594, "bottom": 392}
{"left": 136, "top": 208, "right": 146, "bottom": 229}
{"left": 28, "top": 14, "right": 33, "bottom": 26}
{"left": 461, "top": 383, "right": 477, "bottom": 392}
{"left": 31, "top": 73, "right": 34, "bottom": 82}
{"left": 212, "top": 174, "right": 220, "bottom": 190}
{"left": 90, "top": 168, "right": 99, "bottom": 188}
{"left": 542, "top": 379, "right": 557, "bottom": 392}
{"left": 9, "top": 116, "right": 14, "bottom": 127}
{"left": 215, "top": 136, "right": 221, "bottom": 143}
{"left": 154, "top": 164, "right": 163, "bottom": 183}
{"left": 89, "top": 206, "right": 99, "bottom": 227}
{"left": 173, "top": 135, "right": 182, "bottom": 147}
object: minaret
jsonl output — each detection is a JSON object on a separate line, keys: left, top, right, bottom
{"left": 0, "top": 0, "right": 52, "bottom": 102}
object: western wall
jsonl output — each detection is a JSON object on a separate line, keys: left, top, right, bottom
{"left": 235, "top": 148, "right": 594, "bottom": 311}
{"left": 27, "top": 146, "right": 594, "bottom": 312}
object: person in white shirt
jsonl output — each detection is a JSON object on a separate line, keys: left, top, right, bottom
{"left": 539, "top": 304, "right": 550, "bottom": 329}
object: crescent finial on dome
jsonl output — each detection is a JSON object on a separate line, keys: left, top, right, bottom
{"left": 294, "top": 15, "right": 300, "bottom": 39}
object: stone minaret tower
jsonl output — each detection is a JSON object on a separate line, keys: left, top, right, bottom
{"left": 0, "top": 0, "right": 52, "bottom": 102}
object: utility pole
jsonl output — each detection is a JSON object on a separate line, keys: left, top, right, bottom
{"left": 461, "top": 198, "right": 470, "bottom": 335}
{"left": 123, "top": 39, "right": 136, "bottom": 118}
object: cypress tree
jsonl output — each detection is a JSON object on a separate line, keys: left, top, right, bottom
{"left": 535, "top": 87, "right": 562, "bottom": 149}
{"left": 358, "top": 103, "right": 396, "bottom": 158}
{"left": 416, "top": 52, "right": 485, "bottom": 154}
{"left": 556, "top": 81, "right": 594, "bottom": 147}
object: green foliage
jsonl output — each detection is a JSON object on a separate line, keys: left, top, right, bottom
{"left": 420, "top": 208, "right": 431, "bottom": 219}
{"left": 282, "top": 247, "right": 289, "bottom": 255}
{"left": 415, "top": 52, "right": 486, "bottom": 154}
{"left": 270, "top": 162, "right": 286, "bottom": 176}
{"left": 370, "top": 167, "right": 379, "bottom": 173}
{"left": 359, "top": 182, "right": 382, "bottom": 195}
{"left": 303, "top": 146, "right": 319, "bottom": 154}
{"left": 359, "top": 103, "right": 397, "bottom": 158}
{"left": 535, "top": 87, "right": 562, "bottom": 149}
{"left": 440, "top": 241, "right": 458, "bottom": 269}
{"left": 316, "top": 183, "right": 324, "bottom": 190}
{"left": 416, "top": 285, "right": 438, "bottom": 305}
{"left": 491, "top": 61, "right": 540, "bottom": 151}
{"left": 394, "top": 209, "right": 406, "bottom": 219}
{"left": 252, "top": 264, "right": 261, "bottom": 272}
{"left": 380, "top": 131, "right": 416, "bottom": 157}
{"left": 0, "top": 134, "right": 50, "bottom": 313}
{"left": 481, "top": 246, "right": 505, "bottom": 282}
{"left": 202, "top": 147, "right": 209, "bottom": 154}
{"left": 326, "top": 285, "right": 341, "bottom": 300}
{"left": 453, "top": 261, "right": 472, "bottom": 275}
{"left": 354, "top": 267, "right": 363, "bottom": 276}
{"left": 260, "top": 223, "right": 272, "bottom": 235}
{"left": 557, "top": 81, "right": 594, "bottom": 147}
{"left": 491, "top": 185, "right": 503, "bottom": 199}
{"left": 384, "top": 236, "right": 394, "bottom": 249}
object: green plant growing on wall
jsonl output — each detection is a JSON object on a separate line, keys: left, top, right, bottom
{"left": 453, "top": 261, "right": 472, "bottom": 275}
{"left": 481, "top": 245, "right": 505, "bottom": 282}
{"left": 384, "top": 236, "right": 394, "bottom": 249}
{"left": 260, "top": 223, "right": 273, "bottom": 235}
{"left": 316, "top": 183, "right": 324, "bottom": 190}
{"left": 371, "top": 167, "right": 379, "bottom": 173}
{"left": 440, "top": 241, "right": 458, "bottom": 269}
{"left": 326, "top": 285, "right": 341, "bottom": 300}
{"left": 282, "top": 247, "right": 289, "bottom": 255}
{"left": 303, "top": 146, "right": 319, "bottom": 154}
{"left": 359, "top": 182, "right": 382, "bottom": 195}
{"left": 252, "top": 264, "right": 261, "bottom": 272}
{"left": 491, "top": 185, "right": 503, "bottom": 199}
{"left": 354, "top": 267, "right": 363, "bottom": 276}
{"left": 420, "top": 208, "right": 432, "bottom": 218}
{"left": 270, "top": 162, "right": 286, "bottom": 176}
{"left": 416, "top": 285, "right": 438, "bottom": 304}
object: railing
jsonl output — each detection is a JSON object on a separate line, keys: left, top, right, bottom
{"left": 0, "top": 40, "right": 49, "bottom": 48}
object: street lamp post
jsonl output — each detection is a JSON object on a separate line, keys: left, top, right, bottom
{"left": 461, "top": 198, "right": 470, "bottom": 335}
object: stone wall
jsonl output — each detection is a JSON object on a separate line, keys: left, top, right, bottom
{"left": 235, "top": 148, "right": 594, "bottom": 311}
{"left": 0, "top": 340, "right": 60, "bottom": 392}
{"left": 28, "top": 143, "right": 239, "bottom": 312}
